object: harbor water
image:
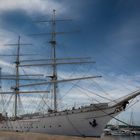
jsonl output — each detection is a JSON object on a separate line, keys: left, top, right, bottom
{"left": 103, "top": 135, "right": 140, "bottom": 140}
{"left": 0, "top": 131, "right": 140, "bottom": 140}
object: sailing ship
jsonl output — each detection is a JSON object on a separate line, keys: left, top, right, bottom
{"left": 0, "top": 10, "right": 140, "bottom": 137}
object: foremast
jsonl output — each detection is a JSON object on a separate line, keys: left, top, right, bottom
{"left": 50, "top": 9, "right": 57, "bottom": 111}
{"left": 0, "top": 37, "right": 50, "bottom": 118}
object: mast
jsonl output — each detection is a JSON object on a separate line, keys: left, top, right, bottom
{"left": 14, "top": 36, "right": 20, "bottom": 117}
{"left": 17, "top": 10, "right": 102, "bottom": 112}
{"left": 50, "top": 9, "right": 57, "bottom": 111}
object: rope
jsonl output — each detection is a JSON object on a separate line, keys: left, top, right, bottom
{"left": 21, "top": 67, "right": 50, "bottom": 113}
{"left": 3, "top": 94, "right": 14, "bottom": 114}
{"left": 76, "top": 84, "right": 115, "bottom": 102}
{"left": 58, "top": 63, "right": 92, "bottom": 101}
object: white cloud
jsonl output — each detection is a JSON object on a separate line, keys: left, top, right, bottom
{"left": 59, "top": 70, "right": 140, "bottom": 98}
{"left": 0, "top": 0, "right": 66, "bottom": 15}
{"left": 0, "top": 29, "right": 18, "bottom": 51}
{"left": 0, "top": 60, "right": 14, "bottom": 68}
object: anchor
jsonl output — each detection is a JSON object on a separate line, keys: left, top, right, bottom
{"left": 89, "top": 119, "right": 97, "bottom": 127}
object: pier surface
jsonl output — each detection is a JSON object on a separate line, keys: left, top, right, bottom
{"left": 0, "top": 131, "right": 105, "bottom": 140}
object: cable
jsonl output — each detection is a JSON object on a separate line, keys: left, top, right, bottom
{"left": 21, "top": 67, "right": 51, "bottom": 113}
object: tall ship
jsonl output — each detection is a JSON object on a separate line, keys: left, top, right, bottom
{"left": 0, "top": 10, "right": 140, "bottom": 137}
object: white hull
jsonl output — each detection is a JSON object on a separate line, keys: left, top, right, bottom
{"left": 0, "top": 104, "right": 120, "bottom": 137}
{"left": 1, "top": 90, "right": 140, "bottom": 137}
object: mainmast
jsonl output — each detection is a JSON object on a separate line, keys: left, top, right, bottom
{"left": 51, "top": 9, "right": 57, "bottom": 111}
{"left": 18, "top": 10, "right": 102, "bottom": 112}
{"left": 14, "top": 36, "right": 20, "bottom": 117}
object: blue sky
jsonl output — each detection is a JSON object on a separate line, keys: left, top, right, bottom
{"left": 0, "top": 0, "right": 140, "bottom": 124}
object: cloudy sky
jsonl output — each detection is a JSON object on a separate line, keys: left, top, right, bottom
{"left": 0, "top": 0, "right": 140, "bottom": 124}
